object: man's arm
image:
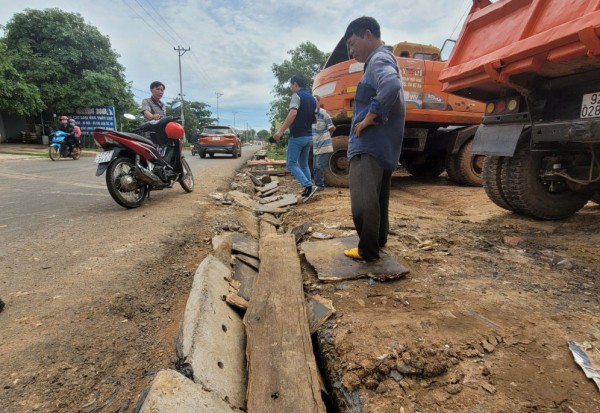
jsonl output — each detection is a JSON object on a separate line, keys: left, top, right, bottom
{"left": 273, "top": 109, "right": 297, "bottom": 141}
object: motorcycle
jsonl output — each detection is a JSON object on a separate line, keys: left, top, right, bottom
{"left": 93, "top": 116, "right": 194, "bottom": 209}
{"left": 48, "top": 130, "right": 81, "bottom": 161}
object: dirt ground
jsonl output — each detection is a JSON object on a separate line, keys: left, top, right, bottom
{"left": 2, "top": 159, "right": 598, "bottom": 413}
{"left": 263, "top": 169, "right": 600, "bottom": 413}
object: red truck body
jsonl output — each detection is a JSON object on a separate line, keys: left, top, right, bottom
{"left": 439, "top": 0, "right": 600, "bottom": 219}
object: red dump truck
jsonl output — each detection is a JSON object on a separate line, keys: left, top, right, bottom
{"left": 440, "top": 0, "right": 600, "bottom": 219}
{"left": 312, "top": 41, "right": 485, "bottom": 187}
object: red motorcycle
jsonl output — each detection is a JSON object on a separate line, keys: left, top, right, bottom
{"left": 93, "top": 116, "right": 194, "bottom": 208}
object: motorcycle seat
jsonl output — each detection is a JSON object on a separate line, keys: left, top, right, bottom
{"left": 95, "top": 129, "right": 157, "bottom": 147}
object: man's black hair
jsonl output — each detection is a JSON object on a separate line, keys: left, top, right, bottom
{"left": 344, "top": 16, "right": 381, "bottom": 41}
{"left": 290, "top": 75, "right": 307, "bottom": 88}
{"left": 150, "top": 81, "right": 165, "bottom": 90}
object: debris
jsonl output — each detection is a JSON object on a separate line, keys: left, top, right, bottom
{"left": 568, "top": 340, "right": 600, "bottom": 391}
{"left": 307, "top": 295, "right": 336, "bottom": 333}
{"left": 289, "top": 223, "right": 312, "bottom": 244}
{"left": 232, "top": 233, "right": 259, "bottom": 259}
{"left": 311, "top": 232, "right": 334, "bottom": 240}
{"left": 481, "top": 383, "right": 497, "bottom": 394}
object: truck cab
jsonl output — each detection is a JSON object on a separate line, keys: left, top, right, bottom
{"left": 313, "top": 39, "right": 485, "bottom": 187}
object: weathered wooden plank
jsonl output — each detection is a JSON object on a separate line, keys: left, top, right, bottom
{"left": 232, "top": 233, "right": 259, "bottom": 259}
{"left": 232, "top": 258, "right": 258, "bottom": 301}
{"left": 244, "top": 234, "right": 325, "bottom": 413}
{"left": 259, "top": 220, "right": 277, "bottom": 237}
{"left": 307, "top": 295, "right": 336, "bottom": 334}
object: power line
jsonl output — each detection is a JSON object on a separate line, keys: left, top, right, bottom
{"left": 142, "top": 0, "right": 189, "bottom": 47}
{"left": 132, "top": 0, "right": 181, "bottom": 46}
{"left": 449, "top": 0, "right": 472, "bottom": 39}
{"left": 121, "top": 0, "right": 173, "bottom": 47}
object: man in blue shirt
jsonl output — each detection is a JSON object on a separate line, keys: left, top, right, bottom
{"left": 343, "top": 16, "right": 405, "bottom": 261}
{"left": 273, "top": 75, "right": 318, "bottom": 201}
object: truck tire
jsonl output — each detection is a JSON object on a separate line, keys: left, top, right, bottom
{"left": 482, "top": 156, "right": 513, "bottom": 211}
{"left": 403, "top": 153, "right": 446, "bottom": 178}
{"left": 445, "top": 153, "right": 463, "bottom": 184}
{"left": 324, "top": 135, "right": 350, "bottom": 188}
{"left": 502, "top": 132, "right": 589, "bottom": 220}
{"left": 456, "top": 139, "right": 483, "bottom": 187}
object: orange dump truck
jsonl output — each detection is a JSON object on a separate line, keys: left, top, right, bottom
{"left": 440, "top": 0, "right": 600, "bottom": 219}
{"left": 312, "top": 41, "right": 485, "bottom": 187}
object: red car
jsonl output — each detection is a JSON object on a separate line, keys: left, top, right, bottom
{"left": 192, "top": 125, "right": 242, "bottom": 158}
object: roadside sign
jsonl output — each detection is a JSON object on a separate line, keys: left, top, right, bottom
{"left": 71, "top": 106, "right": 117, "bottom": 133}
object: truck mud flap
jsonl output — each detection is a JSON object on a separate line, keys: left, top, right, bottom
{"left": 472, "top": 123, "right": 527, "bottom": 157}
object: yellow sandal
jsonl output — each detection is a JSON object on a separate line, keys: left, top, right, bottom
{"left": 343, "top": 247, "right": 363, "bottom": 260}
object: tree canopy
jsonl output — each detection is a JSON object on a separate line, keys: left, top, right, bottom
{"left": 166, "top": 100, "right": 215, "bottom": 139}
{"left": 269, "top": 41, "right": 329, "bottom": 130}
{"left": 3, "top": 8, "right": 136, "bottom": 116}
{"left": 0, "top": 41, "right": 44, "bottom": 116}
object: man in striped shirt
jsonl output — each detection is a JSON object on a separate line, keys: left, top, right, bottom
{"left": 312, "top": 95, "right": 336, "bottom": 190}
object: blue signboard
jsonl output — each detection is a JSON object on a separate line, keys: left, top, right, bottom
{"left": 71, "top": 106, "right": 116, "bottom": 133}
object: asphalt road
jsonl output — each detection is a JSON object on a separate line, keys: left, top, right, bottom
{"left": 0, "top": 148, "right": 257, "bottom": 252}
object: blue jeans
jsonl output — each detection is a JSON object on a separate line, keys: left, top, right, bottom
{"left": 287, "top": 135, "right": 312, "bottom": 187}
{"left": 313, "top": 152, "right": 329, "bottom": 188}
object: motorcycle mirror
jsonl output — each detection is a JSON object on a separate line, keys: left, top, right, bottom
{"left": 123, "top": 113, "right": 137, "bottom": 120}
{"left": 171, "top": 101, "right": 182, "bottom": 109}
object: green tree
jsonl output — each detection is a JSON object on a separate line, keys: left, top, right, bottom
{"left": 269, "top": 41, "right": 329, "bottom": 129}
{"left": 257, "top": 129, "right": 270, "bottom": 141}
{"left": 3, "top": 8, "right": 136, "bottom": 116}
{"left": 166, "top": 100, "right": 215, "bottom": 138}
{"left": 0, "top": 41, "right": 43, "bottom": 115}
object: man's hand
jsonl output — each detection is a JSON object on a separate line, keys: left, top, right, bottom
{"left": 354, "top": 112, "right": 378, "bottom": 136}
{"left": 273, "top": 131, "right": 283, "bottom": 141}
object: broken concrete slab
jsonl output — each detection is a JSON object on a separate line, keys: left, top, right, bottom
{"left": 260, "top": 214, "right": 283, "bottom": 228}
{"left": 256, "top": 181, "right": 278, "bottom": 193}
{"left": 254, "top": 204, "right": 289, "bottom": 214}
{"left": 289, "top": 223, "right": 311, "bottom": 244}
{"left": 248, "top": 173, "right": 264, "bottom": 187}
{"left": 307, "top": 295, "right": 335, "bottom": 334}
{"left": 258, "top": 194, "right": 283, "bottom": 204}
{"left": 259, "top": 187, "right": 279, "bottom": 197}
{"left": 179, "top": 255, "right": 247, "bottom": 409}
{"left": 301, "top": 236, "right": 410, "bottom": 282}
{"left": 232, "top": 258, "right": 258, "bottom": 302}
{"left": 232, "top": 232, "right": 259, "bottom": 259}
{"left": 233, "top": 253, "right": 260, "bottom": 271}
{"left": 211, "top": 233, "right": 233, "bottom": 267}
{"left": 234, "top": 207, "right": 259, "bottom": 239}
{"left": 228, "top": 190, "right": 257, "bottom": 210}
{"left": 262, "top": 193, "right": 298, "bottom": 209}
{"left": 138, "top": 369, "right": 244, "bottom": 413}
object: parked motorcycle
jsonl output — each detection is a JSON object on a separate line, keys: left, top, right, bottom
{"left": 93, "top": 116, "right": 194, "bottom": 209}
{"left": 48, "top": 130, "right": 81, "bottom": 161}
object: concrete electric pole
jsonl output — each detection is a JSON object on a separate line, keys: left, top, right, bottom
{"left": 215, "top": 92, "right": 224, "bottom": 124}
{"left": 174, "top": 45, "right": 190, "bottom": 140}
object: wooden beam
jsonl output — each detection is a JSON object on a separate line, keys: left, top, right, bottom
{"left": 243, "top": 234, "right": 325, "bottom": 413}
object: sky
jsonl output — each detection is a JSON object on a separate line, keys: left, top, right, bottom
{"left": 0, "top": 0, "right": 473, "bottom": 131}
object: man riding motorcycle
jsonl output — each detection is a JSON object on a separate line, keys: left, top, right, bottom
{"left": 57, "top": 115, "right": 77, "bottom": 153}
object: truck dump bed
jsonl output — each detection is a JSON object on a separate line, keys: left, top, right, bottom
{"left": 440, "top": 0, "right": 600, "bottom": 101}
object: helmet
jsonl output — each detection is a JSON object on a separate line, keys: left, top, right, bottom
{"left": 59, "top": 115, "right": 68, "bottom": 121}
{"left": 165, "top": 122, "right": 184, "bottom": 139}
{"left": 68, "top": 118, "right": 75, "bottom": 123}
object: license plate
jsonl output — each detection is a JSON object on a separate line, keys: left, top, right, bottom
{"left": 580, "top": 92, "right": 600, "bottom": 118}
{"left": 95, "top": 150, "right": 113, "bottom": 163}
{"left": 212, "top": 136, "right": 220, "bottom": 141}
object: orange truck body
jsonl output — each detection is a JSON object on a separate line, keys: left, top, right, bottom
{"left": 439, "top": 0, "right": 600, "bottom": 220}
{"left": 312, "top": 40, "right": 486, "bottom": 187}
{"left": 440, "top": 0, "right": 600, "bottom": 100}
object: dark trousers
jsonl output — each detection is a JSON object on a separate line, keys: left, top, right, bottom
{"left": 349, "top": 154, "right": 392, "bottom": 260}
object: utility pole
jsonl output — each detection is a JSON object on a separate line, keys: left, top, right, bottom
{"left": 174, "top": 45, "right": 190, "bottom": 140}
{"left": 215, "top": 92, "right": 224, "bottom": 124}
{"left": 233, "top": 111, "right": 238, "bottom": 129}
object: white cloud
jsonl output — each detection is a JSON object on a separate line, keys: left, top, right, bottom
{"left": 0, "top": 0, "right": 472, "bottom": 130}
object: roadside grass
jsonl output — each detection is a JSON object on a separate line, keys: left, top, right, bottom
{"left": 266, "top": 144, "right": 287, "bottom": 160}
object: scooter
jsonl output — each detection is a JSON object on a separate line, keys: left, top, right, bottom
{"left": 48, "top": 130, "right": 81, "bottom": 161}
{"left": 93, "top": 116, "right": 194, "bottom": 209}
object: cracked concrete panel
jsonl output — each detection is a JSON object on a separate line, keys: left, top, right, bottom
{"left": 301, "top": 237, "right": 410, "bottom": 281}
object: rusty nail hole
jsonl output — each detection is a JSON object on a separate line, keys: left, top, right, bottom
{"left": 271, "top": 391, "right": 279, "bottom": 400}
{"left": 222, "top": 324, "right": 228, "bottom": 332}
{"left": 218, "top": 361, "right": 224, "bottom": 369}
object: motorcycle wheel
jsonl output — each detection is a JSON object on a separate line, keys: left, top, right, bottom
{"left": 179, "top": 157, "right": 194, "bottom": 193}
{"left": 106, "top": 157, "right": 147, "bottom": 208}
{"left": 49, "top": 146, "right": 60, "bottom": 161}
{"left": 72, "top": 147, "right": 81, "bottom": 160}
